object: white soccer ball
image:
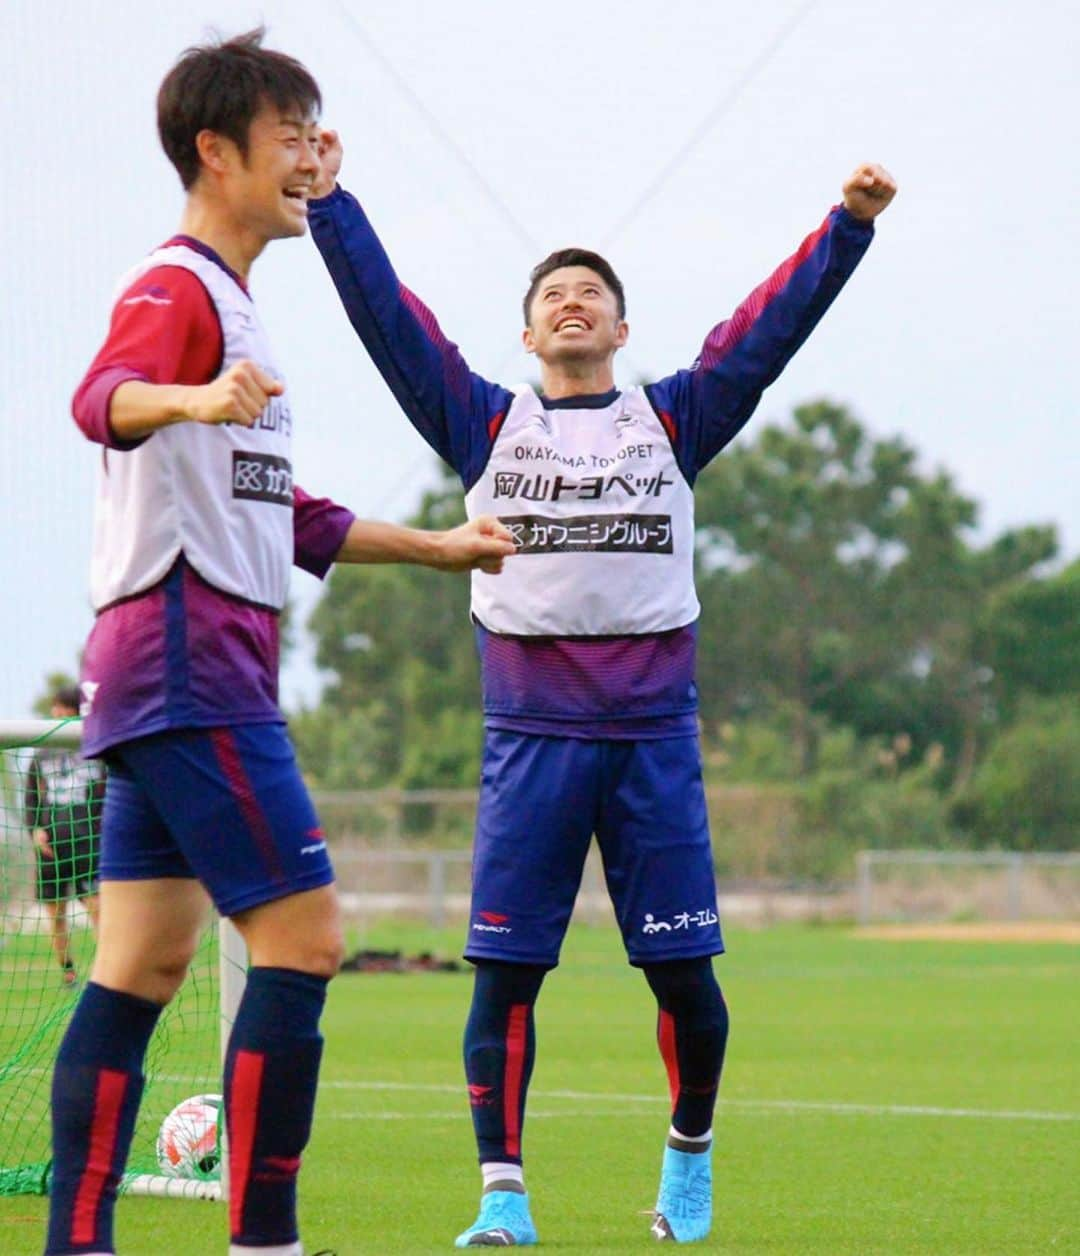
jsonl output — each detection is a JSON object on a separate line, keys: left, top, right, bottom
{"left": 155, "top": 1093, "right": 223, "bottom": 1180}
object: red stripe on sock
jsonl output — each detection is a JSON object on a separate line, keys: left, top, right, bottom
{"left": 658, "top": 1010, "right": 679, "bottom": 1109}
{"left": 228, "top": 1049, "right": 265, "bottom": 1238}
{"left": 71, "top": 1068, "right": 129, "bottom": 1246}
{"left": 503, "top": 1004, "right": 529, "bottom": 1159}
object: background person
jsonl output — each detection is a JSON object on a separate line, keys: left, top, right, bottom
{"left": 24, "top": 685, "right": 104, "bottom": 986}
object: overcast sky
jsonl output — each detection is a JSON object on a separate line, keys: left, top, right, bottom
{"left": 1, "top": 0, "right": 1077, "bottom": 721}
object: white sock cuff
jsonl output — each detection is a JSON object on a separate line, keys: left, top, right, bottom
{"left": 481, "top": 1160, "right": 525, "bottom": 1190}
{"left": 670, "top": 1125, "right": 712, "bottom": 1144}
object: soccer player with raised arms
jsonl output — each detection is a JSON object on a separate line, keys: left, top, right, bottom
{"left": 45, "top": 31, "right": 514, "bottom": 1256}
{"left": 310, "top": 137, "right": 895, "bottom": 1244}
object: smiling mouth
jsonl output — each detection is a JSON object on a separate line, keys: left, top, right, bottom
{"left": 283, "top": 187, "right": 310, "bottom": 206}
{"left": 555, "top": 318, "right": 590, "bottom": 332}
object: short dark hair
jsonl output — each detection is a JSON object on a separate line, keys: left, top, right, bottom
{"left": 52, "top": 685, "right": 81, "bottom": 713}
{"left": 523, "top": 248, "right": 626, "bottom": 324}
{"left": 157, "top": 27, "right": 321, "bottom": 190}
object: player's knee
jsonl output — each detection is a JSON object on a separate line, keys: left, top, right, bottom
{"left": 644, "top": 957, "right": 729, "bottom": 1036}
{"left": 146, "top": 953, "right": 194, "bottom": 1004}
{"left": 307, "top": 928, "right": 345, "bottom": 979}
{"left": 92, "top": 941, "right": 195, "bottom": 1005}
{"left": 472, "top": 959, "right": 548, "bottom": 1008}
{"left": 260, "top": 924, "right": 344, "bottom": 979}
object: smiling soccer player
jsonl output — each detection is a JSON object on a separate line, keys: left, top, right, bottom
{"left": 46, "top": 31, "right": 513, "bottom": 1256}
{"left": 310, "top": 132, "right": 895, "bottom": 1245}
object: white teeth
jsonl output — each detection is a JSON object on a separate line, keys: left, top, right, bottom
{"left": 558, "top": 319, "right": 587, "bottom": 331}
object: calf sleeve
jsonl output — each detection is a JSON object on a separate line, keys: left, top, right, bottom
{"left": 644, "top": 957, "right": 729, "bottom": 1139}
{"left": 463, "top": 961, "right": 547, "bottom": 1165}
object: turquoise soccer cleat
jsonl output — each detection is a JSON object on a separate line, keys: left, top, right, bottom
{"left": 454, "top": 1189, "right": 538, "bottom": 1247}
{"left": 651, "top": 1145, "right": 713, "bottom": 1243}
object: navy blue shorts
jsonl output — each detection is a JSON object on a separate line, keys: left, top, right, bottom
{"left": 467, "top": 731, "right": 723, "bottom": 967}
{"left": 99, "top": 725, "right": 334, "bottom": 917}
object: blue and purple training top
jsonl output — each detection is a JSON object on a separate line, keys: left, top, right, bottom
{"left": 310, "top": 190, "right": 873, "bottom": 740}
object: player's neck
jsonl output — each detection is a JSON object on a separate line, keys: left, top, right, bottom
{"left": 538, "top": 359, "right": 617, "bottom": 400}
{"left": 178, "top": 198, "right": 266, "bottom": 282}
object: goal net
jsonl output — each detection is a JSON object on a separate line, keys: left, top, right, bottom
{"left": 0, "top": 719, "right": 246, "bottom": 1200}
{"left": 855, "top": 849, "right": 1080, "bottom": 925}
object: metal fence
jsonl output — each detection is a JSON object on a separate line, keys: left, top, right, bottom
{"left": 855, "top": 849, "right": 1080, "bottom": 924}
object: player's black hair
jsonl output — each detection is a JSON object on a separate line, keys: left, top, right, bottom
{"left": 157, "top": 27, "right": 321, "bottom": 190}
{"left": 523, "top": 248, "right": 627, "bottom": 324}
{"left": 52, "top": 685, "right": 80, "bottom": 713}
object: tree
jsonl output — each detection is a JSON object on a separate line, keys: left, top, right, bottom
{"left": 950, "top": 697, "right": 1080, "bottom": 850}
{"left": 981, "top": 559, "right": 1080, "bottom": 714}
{"left": 296, "top": 465, "right": 484, "bottom": 787}
{"left": 695, "top": 401, "right": 925, "bottom": 771}
{"left": 693, "top": 400, "right": 1057, "bottom": 782}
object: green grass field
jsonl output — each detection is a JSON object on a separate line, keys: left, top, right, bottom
{"left": 2, "top": 922, "right": 1078, "bottom": 1254}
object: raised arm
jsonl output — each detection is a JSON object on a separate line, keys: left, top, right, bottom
{"left": 308, "top": 134, "right": 513, "bottom": 490}
{"left": 647, "top": 164, "right": 896, "bottom": 479}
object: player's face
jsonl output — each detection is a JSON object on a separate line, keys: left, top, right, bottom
{"left": 523, "top": 267, "right": 629, "bottom": 366}
{"left": 227, "top": 105, "right": 322, "bottom": 242}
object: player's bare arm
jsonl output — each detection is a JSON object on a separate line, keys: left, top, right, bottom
{"left": 335, "top": 514, "right": 516, "bottom": 574}
{"left": 32, "top": 828, "right": 54, "bottom": 858}
{"left": 108, "top": 360, "right": 284, "bottom": 441}
{"left": 842, "top": 163, "right": 897, "bottom": 222}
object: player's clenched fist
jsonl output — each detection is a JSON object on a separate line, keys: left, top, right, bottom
{"left": 310, "top": 129, "right": 343, "bottom": 200}
{"left": 435, "top": 515, "right": 517, "bottom": 574}
{"left": 186, "top": 359, "right": 284, "bottom": 427}
{"left": 842, "top": 163, "right": 897, "bottom": 222}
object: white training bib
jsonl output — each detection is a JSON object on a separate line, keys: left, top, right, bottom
{"left": 466, "top": 387, "right": 700, "bottom": 636}
{"left": 90, "top": 245, "right": 294, "bottom": 611}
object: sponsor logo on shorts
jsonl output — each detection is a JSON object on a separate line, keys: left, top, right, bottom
{"left": 642, "top": 908, "right": 719, "bottom": 934}
{"left": 472, "top": 910, "right": 512, "bottom": 935}
{"left": 467, "top": 1084, "right": 495, "bottom": 1107}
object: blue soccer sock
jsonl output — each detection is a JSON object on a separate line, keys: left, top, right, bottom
{"left": 644, "top": 958, "right": 729, "bottom": 1140}
{"left": 46, "top": 981, "right": 163, "bottom": 1256}
{"left": 463, "top": 961, "right": 547, "bottom": 1170}
{"left": 224, "top": 967, "right": 328, "bottom": 1249}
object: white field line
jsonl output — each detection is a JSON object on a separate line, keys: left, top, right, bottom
{"left": 316, "top": 1080, "right": 1079, "bottom": 1124}
{"left": 14, "top": 1070, "right": 1072, "bottom": 1125}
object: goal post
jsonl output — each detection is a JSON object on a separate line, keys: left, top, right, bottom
{"left": 0, "top": 718, "right": 247, "bottom": 1201}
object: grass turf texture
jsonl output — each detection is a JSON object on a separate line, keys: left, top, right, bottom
{"left": 2, "top": 923, "right": 1077, "bottom": 1254}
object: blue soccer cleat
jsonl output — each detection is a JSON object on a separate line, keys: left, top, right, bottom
{"left": 651, "top": 1145, "right": 713, "bottom": 1243}
{"left": 454, "top": 1189, "right": 538, "bottom": 1247}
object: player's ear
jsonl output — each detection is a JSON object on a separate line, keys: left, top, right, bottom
{"left": 614, "top": 319, "right": 629, "bottom": 349}
{"left": 194, "top": 129, "right": 231, "bottom": 176}
{"left": 522, "top": 326, "right": 537, "bottom": 355}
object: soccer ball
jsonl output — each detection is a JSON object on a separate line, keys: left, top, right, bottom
{"left": 155, "top": 1094, "right": 223, "bottom": 1180}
